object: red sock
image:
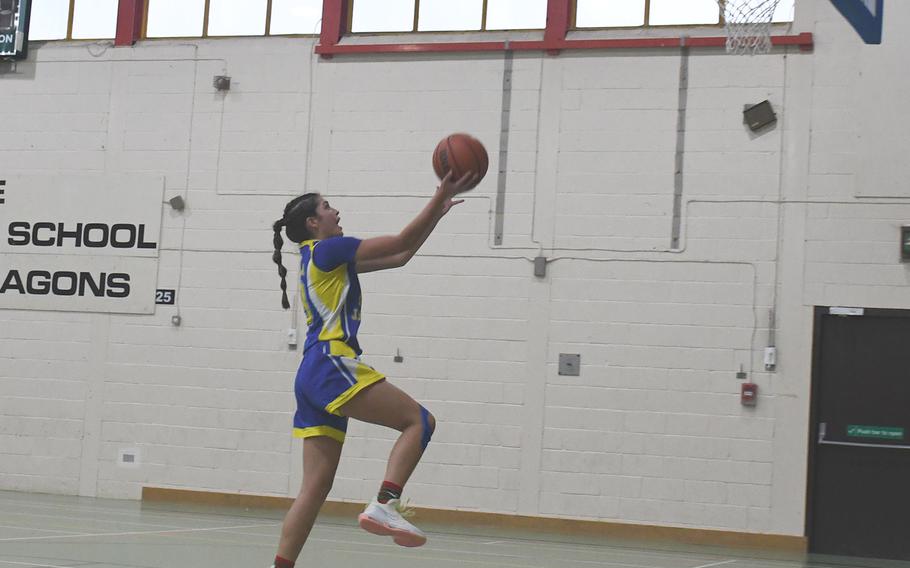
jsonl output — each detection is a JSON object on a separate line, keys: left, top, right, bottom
{"left": 274, "top": 555, "right": 294, "bottom": 568}
{"left": 377, "top": 480, "right": 403, "bottom": 504}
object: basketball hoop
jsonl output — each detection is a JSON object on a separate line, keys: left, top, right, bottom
{"left": 717, "top": 0, "right": 783, "bottom": 55}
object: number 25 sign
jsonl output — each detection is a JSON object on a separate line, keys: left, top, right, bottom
{"left": 155, "top": 289, "right": 175, "bottom": 305}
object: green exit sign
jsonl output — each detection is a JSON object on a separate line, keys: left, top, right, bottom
{"left": 847, "top": 425, "right": 905, "bottom": 440}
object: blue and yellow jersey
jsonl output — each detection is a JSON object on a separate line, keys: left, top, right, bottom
{"left": 298, "top": 236, "right": 363, "bottom": 355}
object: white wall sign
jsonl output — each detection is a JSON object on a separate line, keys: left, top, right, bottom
{"left": 0, "top": 174, "right": 164, "bottom": 314}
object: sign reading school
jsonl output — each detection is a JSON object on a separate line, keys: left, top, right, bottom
{"left": 0, "top": 175, "right": 164, "bottom": 314}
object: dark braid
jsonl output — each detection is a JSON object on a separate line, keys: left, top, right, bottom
{"left": 272, "top": 219, "right": 291, "bottom": 309}
{"left": 272, "top": 193, "right": 320, "bottom": 309}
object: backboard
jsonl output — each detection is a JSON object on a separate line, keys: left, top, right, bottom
{"left": 830, "top": 0, "right": 883, "bottom": 44}
{"left": 0, "top": 0, "right": 29, "bottom": 60}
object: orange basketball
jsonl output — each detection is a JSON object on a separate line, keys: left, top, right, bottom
{"left": 432, "top": 133, "right": 488, "bottom": 188}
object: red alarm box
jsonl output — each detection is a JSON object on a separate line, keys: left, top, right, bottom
{"left": 741, "top": 382, "right": 758, "bottom": 406}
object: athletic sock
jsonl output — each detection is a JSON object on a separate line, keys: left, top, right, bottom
{"left": 377, "top": 480, "right": 403, "bottom": 504}
{"left": 274, "top": 555, "right": 294, "bottom": 568}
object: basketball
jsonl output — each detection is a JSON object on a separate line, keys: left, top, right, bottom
{"left": 432, "top": 133, "right": 488, "bottom": 188}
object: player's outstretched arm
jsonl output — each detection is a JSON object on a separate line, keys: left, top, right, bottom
{"left": 355, "top": 171, "right": 474, "bottom": 273}
{"left": 356, "top": 195, "right": 463, "bottom": 273}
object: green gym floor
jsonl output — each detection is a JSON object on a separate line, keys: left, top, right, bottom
{"left": 0, "top": 491, "right": 906, "bottom": 568}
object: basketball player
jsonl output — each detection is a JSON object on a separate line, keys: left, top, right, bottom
{"left": 268, "top": 171, "right": 477, "bottom": 568}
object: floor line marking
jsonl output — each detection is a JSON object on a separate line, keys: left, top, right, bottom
{"left": 692, "top": 560, "right": 737, "bottom": 568}
{"left": 0, "top": 499, "right": 279, "bottom": 525}
{"left": 0, "top": 561, "right": 77, "bottom": 568}
{"left": 0, "top": 510, "right": 196, "bottom": 531}
{"left": 0, "top": 522, "right": 280, "bottom": 543}
{"left": 0, "top": 525, "right": 87, "bottom": 535}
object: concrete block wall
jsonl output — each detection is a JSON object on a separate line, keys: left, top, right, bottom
{"left": 2, "top": 0, "right": 910, "bottom": 537}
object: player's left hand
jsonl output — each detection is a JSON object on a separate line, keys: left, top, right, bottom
{"left": 441, "top": 197, "right": 464, "bottom": 215}
{"left": 438, "top": 170, "right": 479, "bottom": 199}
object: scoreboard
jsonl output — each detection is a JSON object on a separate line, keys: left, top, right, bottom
{"left": 0, "top": 0, "right": 29, "bottom": 60}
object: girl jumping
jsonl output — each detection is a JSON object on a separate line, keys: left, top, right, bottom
{"left": 268, "top": 171, "right": 476, "bottom": 568}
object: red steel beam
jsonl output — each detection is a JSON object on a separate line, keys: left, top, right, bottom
{"left": 319, "top": 0, "right": 348, "bottom": 55}
{"left": 315, "top": 32, "right": 814, "bottom": 56}
{"left": 114, "top": 0, "right": 144, "bottom": 47}
{"left": 543, "top": 0, "right": 572, "bottom": 54}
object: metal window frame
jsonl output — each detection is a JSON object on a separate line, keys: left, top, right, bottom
{"left": 343, "top": 0, "right": 766, "bottom": 35}
{"left": 138, "top": 0, "right": 320, "bottom": 40}
{"left": 23, "top": 0, "right": 118, "bottom": 43}
{"left": 102, "top": 0, "right": 811, "bottom": 54}
{"left": 563, "top": 0, "right": 794, "bottom": 32}
{"left": 319, "top": 0, "right": 811, "bottom": 56}
{"left": 572, "top": 0, "right": 727, "bottom": 30}
{"left": 52, "top": 0, "right": 125, "bottom": 41}
{"left": 348, "top": 0, "right": 550, "bottom": 35}
{"left": 65, "top": 0, "right": 74, "bottom": 39}
{"left": 47, "top": 0, "right": 803, "bottom": 47}
{"left": 48, "top": 0, "right": 324, "bottom": 46}
{"left": 140, "top": 0, "right": 206, "bottom": 39}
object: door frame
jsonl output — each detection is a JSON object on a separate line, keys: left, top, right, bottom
{"left": 805, "top": 306, "right": 910, "bottom": 550}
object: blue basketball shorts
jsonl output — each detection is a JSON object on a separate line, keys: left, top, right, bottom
{"left": 292, "top": 340, "right": 386, "bottom": 444}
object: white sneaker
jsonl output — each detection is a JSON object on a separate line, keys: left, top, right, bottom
{"left": 358, "top": 498, "right": 427, "bottom": 547}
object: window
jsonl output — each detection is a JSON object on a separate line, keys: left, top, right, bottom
{"left": 71, "top": 0, "right": 118, "bottom": 39}
{"left": 576, "top": 0, "right": 646, "bottom": 28}
{"left": 720, "top": 0, "right": 796, "bottom": 24}
{"left": 146, "top": 0, "right": 205, "bottom": 37}
{"left": 771, "top": 0, "right": 795, "bottom": 23}
{"left": 351, "top": 0, "right": 548, "bottom": 33}
{"left": 649, "top": 0, "right": 719, "bottom": 26}
{"left": 417, "top": 0, "right": 482, "bottom": 32}
{"left": 145, "top": 0, "right": 324, "bottom": 37}
{"left": 486, "top": 0, "right": 547, "bottom": 30}
{"left": 351, "top": 0, "right": 414, "bottom": 33}
{"left": 269, "top": 0, "right": 323, "bottom": 35}
{"left": 207, "top": 0, "right": 267, "bottom": 36}
{"left": 25, "top": 0, "right": 797, "bottom": 42}
{"left": 575, "top": 0, "right": 794, "bottom": 29}
{"left": 26, "top": 0, "right": 69, "bottom": 40}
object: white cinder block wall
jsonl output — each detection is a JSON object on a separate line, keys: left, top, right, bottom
{"left": 2, "top": 0, "right": 909, "bottom": 537}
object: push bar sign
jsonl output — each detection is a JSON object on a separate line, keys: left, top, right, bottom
{"left": 0, "top": 175, "right": 164, "bottom": 314}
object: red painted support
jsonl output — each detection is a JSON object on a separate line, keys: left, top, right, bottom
{"left": 312, "top": 0, "right": 813, "bottom": 57}
{"left": 543, "top": 0, "right": 572, "bottom": 54}
{"left": 319, "top": 0, "right": 348, "bottom": 57}
{"left": 114, "top": 0, "right": 144, "bottom": 47}
{"left": 314, "top": 32, "right": 814, "bottom": 56}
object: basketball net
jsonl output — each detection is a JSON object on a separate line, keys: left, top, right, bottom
{"left": 717, "top": 0, "right": 783, "bottom": 55}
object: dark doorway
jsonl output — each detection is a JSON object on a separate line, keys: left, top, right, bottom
{"left": 808, "top": 307, "right": 910, "bottom": 561}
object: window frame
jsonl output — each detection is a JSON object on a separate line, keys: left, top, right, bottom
{"left": 572, "top": 0, "right": 726, "bottom": 30}
{"left": 571, "top": 0, "right": 794, "bottom": 31}
{"left": 347, "top": 0, "right": 552, "bottom": 34}
{"left": 30, "top": 0, "right": 118, "bottom": 42}
{"left": 345, "top": 0, "right": 794, "bottom": 35}
{"left": 141, "top": 0, "right": 322, "bottom": 39}
{"left": 28, "top": 0, "right": 75, "bottom": 41}
{"left": 30, "top": 0, "right": 797, "bottom": 42}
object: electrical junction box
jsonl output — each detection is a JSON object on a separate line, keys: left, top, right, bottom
{"left": 558, "top": 353, "right": 580, "bottom": 376}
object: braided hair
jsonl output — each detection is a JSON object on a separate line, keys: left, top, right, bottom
{"left": 273, "top": 193, "right": 320, "bottom": 309}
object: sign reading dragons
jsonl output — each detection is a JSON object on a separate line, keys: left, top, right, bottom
{"left": 0, "top": 175, "right": 164, "bottom": 314}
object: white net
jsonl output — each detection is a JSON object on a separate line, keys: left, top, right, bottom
{"left": 718, "top": 0, "right": 783, "bottom": 55}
